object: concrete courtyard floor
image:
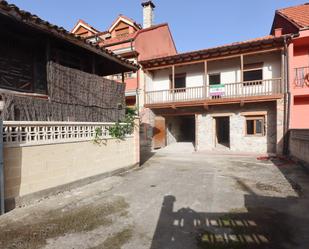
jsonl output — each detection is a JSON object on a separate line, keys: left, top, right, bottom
{"left": 1, "top": 146, "right": 309, "bottom": 249}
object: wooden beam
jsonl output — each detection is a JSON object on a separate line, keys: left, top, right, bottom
{"left": 172, "top": 65, "right": 175, "bottom": 102}
{"left": 203, "top": 104, "right": 209, "bottom": 110}
{"left": 145, "top": 47, "right": 283, "bottom": 71}
{"left": 240, "top": 54, "right": 244, "bottom": 82}
{"left": 92, "top": 55, "right": 96, "bottom": 74}
{"left": 121, "top": 72, "right": 125, "bottom": 84}
{"left": 204, "top": 60, "right": 208, "bottom": 98}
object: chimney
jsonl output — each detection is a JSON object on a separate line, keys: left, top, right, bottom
{"left": 274, "top": 28, "right": 283, "bottom": 37}
{"left": 142, "top": 1, "right": 155, "bottom": 29}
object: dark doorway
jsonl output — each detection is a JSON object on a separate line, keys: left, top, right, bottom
{"left": 215, "top": 116, "right": 230, "bottom": 148}
{"left": 166, "top": 115, "right": 195, "bottom": 145}
{"left": 180, "top": 116, "right": 195, "bottom": 142}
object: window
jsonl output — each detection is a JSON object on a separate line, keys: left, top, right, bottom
{"left": 243, "top": 63, "right": 263, "bottom": 86}
{"left": 245, "top": 116, "right": 265, "bottom": 136}
{"left": 170, "top": 73, "right": 186, "bottom": 90}
{"left": 209, "top": 73, "right": 221, "bottom": 85}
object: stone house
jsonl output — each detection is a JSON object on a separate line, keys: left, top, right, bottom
{"left": 140, "top": 36, "right": 288, "bottom": 154}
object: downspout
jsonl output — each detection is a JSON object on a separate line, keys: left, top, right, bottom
{"left": 0, "top": 118, "right": 4, "bottom": 215}
{"left": 131, "top": 38, "right": 140, "bottom": 115}
{"left": 283, "top": 36, "right": 291, "bottom": 155}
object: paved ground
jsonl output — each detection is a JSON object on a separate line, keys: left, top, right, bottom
{"left": 1, "top": 145, "right": 309, "bottom": 249}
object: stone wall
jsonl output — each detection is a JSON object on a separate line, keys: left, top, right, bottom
{"left": 289, "top": 129, "right": 309, "bottom": 169}
{"left": 166, "top": 116, "right": 182, "bottom": 145}
{"left": 196, "top": 101, "right": 279, "bottom": 153}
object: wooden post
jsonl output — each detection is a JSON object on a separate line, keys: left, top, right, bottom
{"left": 92, "top": 55, "right": 96, "bottom": 75}
{"left": 240, "top": 54, "right": 244, "bottom": 97}
{"left": 204, "top": 60, "right": 208, "bottom": 99}
{"left": 121, "top": 72, "right": 125, "bottom": 84}
{"left": 172, "top": 65, "right": 175, "bottom": 102}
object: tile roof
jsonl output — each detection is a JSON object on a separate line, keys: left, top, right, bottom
{"left": 140, "top": 35, "right": 289, "bottom": 68}
{"left": 99, "top": 33, "right": 136, "bottom": 46}
{"left": 277, "top": 3, "right": 309, "bottom": 28}
{"left": 0, "top": 0, "right": 138, "bottom": 70}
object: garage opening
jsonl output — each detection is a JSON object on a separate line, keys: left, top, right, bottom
{"left": 215, "top": 116, "right": 230, "bottom": 148}
{"left": 166, "top": 115, "right": 195, "bottom": 146}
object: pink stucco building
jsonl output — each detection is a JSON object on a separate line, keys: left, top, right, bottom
{"left": 271, "top": 3, "right": 309, "bottom": 129}
{"left": 71, "top": 1, "right": 177, "bottom": 108}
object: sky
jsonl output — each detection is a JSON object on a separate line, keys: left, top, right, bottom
{"left": 7, "top": 0, "right": 306, "bottom": 53}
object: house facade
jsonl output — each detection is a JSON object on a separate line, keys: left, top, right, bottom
{"left": 140, "top": 36, "right": 288, "bottom": 154}
{"left": 0, "top": 1, "right": 140, "bottom": 211}
{"left": 71, "top": 1, "right": 177, "bottom": 109}
{"left": 271, "top": 3, "right": 309, "bottom": 129}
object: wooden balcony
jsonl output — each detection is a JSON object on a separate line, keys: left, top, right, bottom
{"left": 145, "top": 78, "right": 283, "bottom": 107}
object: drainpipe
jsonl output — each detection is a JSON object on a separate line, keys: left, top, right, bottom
{"left": 283, "top": 36, "right": 291, "bottom": 155}
{"left": 0, "top": 118, "right": 4, "bottom": 215}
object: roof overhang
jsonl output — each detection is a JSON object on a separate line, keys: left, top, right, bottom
{"left": 141, "top": 36, "right": 289, "bottom": 70}
{"left": 0, "top": 1, "right": 139, "bottom": 73}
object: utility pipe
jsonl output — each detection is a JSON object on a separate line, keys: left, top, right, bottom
{"left": 0, "top": 118, "right": 4, "bottom": 215}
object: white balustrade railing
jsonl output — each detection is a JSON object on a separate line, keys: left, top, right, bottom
{"left": 145, "top": 78, "right": 282, "bottom": 105}
{"left": 3, "top": 121, "right": 130, "bottom": 147}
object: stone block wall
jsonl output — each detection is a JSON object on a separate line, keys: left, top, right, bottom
{"left": 196, "top": 101, "right": 280, "bottom": 153}
{"left": 289, "top": 129, "right": 309, "bottom": 169}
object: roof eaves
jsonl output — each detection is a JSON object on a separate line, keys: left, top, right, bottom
{"left": 276, "top": 10, "right": 303, "bottom": 29}
{"left": 0, "top": 1, "right": 139, "bottom": 71}
{"left": 140, "top": 36, "right": 288, "bottom": 68}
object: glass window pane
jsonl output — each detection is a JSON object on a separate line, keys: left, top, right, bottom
{"left": 209, "top": 74, "right": 221, "bottom": 85}
{"left": 175, "top": 76, "right": 186, "bottom": 88}
{"left": 256, "top": 119, "right": 263, "bottom": 134}
{"left": 246, "top": 120, "right": 254, "bottom": 135}
{"left": 244, "top": 69, "right": 263, "bottom": 81}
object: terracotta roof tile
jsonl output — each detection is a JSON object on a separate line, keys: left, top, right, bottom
{"left": 277, "top": 3, "right": 309, "bottom": 28}
{"left": 99, "top": 33, "right": 136, "bottom": 46}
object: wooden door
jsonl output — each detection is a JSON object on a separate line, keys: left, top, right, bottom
{"left": 153, "top": 116, "right": 166, "bottom": 149}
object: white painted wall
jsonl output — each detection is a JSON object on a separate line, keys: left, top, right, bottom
{"left": 148, "top": 52, "right": 281, "bottom": 90}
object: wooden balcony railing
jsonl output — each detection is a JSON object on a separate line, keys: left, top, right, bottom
{"left": 145, "top": 78, "right": 282, "bottom": 105}
{"left": 295, "top": 67, "right": 309, "bottom": 87}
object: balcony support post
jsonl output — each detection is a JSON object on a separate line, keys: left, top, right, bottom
{"left": 240, "top": 54, "right": 244, "bottom": 97}
{"left": 172, "top": 65, "right": 175, "bottom": 102}
{"left": 121, "top": 72, "right": 125, "bottom": 84}
{"left": 204, "top": 60, "right": 208, "bottom": 99}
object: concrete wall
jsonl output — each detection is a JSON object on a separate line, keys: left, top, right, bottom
{"left": 3, "top": 125, "right": 140, "bottom": 207}
{"left": 196, "top": 101, "right": 279, "bottom": 153}
{"left": 289, "top": 129, "right": 309, "bottom": 168}
{"left": 148, "top": 52, "right": 281, "bottom": 91}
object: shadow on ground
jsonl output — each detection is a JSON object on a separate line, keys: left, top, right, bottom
{"left": 150, "top": 193, "right": 306, "bottom": 249}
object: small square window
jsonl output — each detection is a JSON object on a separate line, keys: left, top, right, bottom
{"left": 170, "top": 73, "right": 186, "bottom": 91}
{"left": 245, "top": 116, "right": 265, "bottom": 136}
{"left": 209, "top": 73, "right": 221, "bottom": 85}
